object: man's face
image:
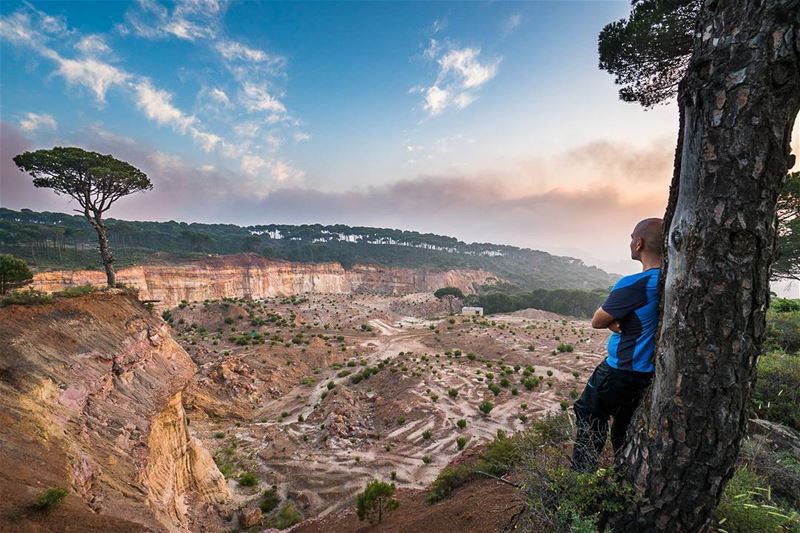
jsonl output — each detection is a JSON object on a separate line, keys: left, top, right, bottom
{"left": 630, "top": 232, "right": 642, "bottom": 261}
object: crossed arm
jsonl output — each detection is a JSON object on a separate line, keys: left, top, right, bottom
{"left": 591, "top": 307, "right": 622, "bottom": 333}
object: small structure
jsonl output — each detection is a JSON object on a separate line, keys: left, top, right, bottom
{"left": 461, "top": 306, "right": 484, "bottom": 316}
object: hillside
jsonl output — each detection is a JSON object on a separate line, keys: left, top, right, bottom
{"left": 0, "top": 208, "right": 617, "bottom": 291}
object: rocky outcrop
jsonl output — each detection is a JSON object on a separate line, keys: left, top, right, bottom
{"left": 31, "top": 254, "right": 494, "bottom": 307}
{"left": 0, "top": 291, "right": 228, "bottom": 532}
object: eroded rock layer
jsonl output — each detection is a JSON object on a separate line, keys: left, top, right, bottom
{"left": 0, "top": 291, "right": 228, "bottom": 532}
{"left": 32, "top": 254, "right": 494, "bottom": 307}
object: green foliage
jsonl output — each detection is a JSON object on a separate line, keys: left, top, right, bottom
{"left": 260, "top": 487, "right": 281, "bottom": 513}
{"left": 55, "top": 284, "right": 97, "bottom": 298}
{"left": 0, "top": 208, "right": 617, "bottom": 291}
{"left": 434, "top": 286, "right": 465, "bottom": 299}
{"left": 0, "top": 254, "right": 32, "bottom": 294}
{"left": 422, "top": 455, "right": 432, "bottom": 464}
{"left": 427, "top": 465, "right": 474, "bottom": 503}
{"left": 714, "top": 467, "right": 800, "bottom": 532}
{"left": 557, "top": 343, "right": 574, "bottom": 353}
{"left": 472, "top": 286, "right": 609, "bottom": 318}
{"left": 774, "top": 172, "right": 800, "bottom": 281}
{"left": 356, "top": 480, "right": 399, "bottom": 524}
{"left": 33, "top": 487, "right": 68, "bottom": 511}
{"left": 772, "top": 297, "right": 800, "bottom": 313}
{"left": 478, "top": 430, "right": 518, "bottom": 477}
{"left": 456, "top": 418, "right": 467, "bottom": 429}
{"left": 273, "top": 502, "right": 304, "bottom": 529}
{"left": 238, "top": 472, "right": 258, "bottom": 487}
{"left": 752, "top": 350, "right": 800, "bottom": 430}
{"left": 479, "top": 401, "right": 494, "bottom": 415}
{"left": 422, "top": 429, "right": 432, "bottom": 440}
{"left": 598, "top": 0, "right": 698, "bottom": 107}
{"left": 0, "top": 288, "right": 53, "bottom": 307}
{"left": 456, "top": 436, "right": 467, "bottom": 450}
{"left": 765, "top": 308, "right": 800, "bottom": 354}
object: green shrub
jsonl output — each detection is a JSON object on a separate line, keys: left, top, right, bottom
{"left": 765, "top": 309, "right": 800, "bottom": 353}
{"left": 479, "top": 401, "right": 494, "bottom": 415}
{"left": 356, "top": 480, "right": 399, "bottom": 524}
{"left": 260, "top": 487, "right": 280, "bottom": 513}
{"left": 55, "top": 284, "right": 97, "bottom": 298}
{"left": 753, "top": 350, "right": 800, "bottom": 430}
{"left": 557, "top": 343, "right": 574, "bottom": 353}
{"left": 456, "top": 418, "right": 467, "bottom": 429}
{"left": 714, "top": 467, "right": 800, "bottom": 532}
{"left": 478, "top": 430, "right": 517, "bottom": 476}
{"left": 273, "top": 502, "right": 304, "bottom": 529}
{"left": 448, "top": 388, "right": 458, "bottom": 398}
{"left": 422, "top": 429, "right": 432, "bottom": 440}
{"left": 238, "top": 472, "right": 258, "bottom": 487}
{"left": 422, "top": 455, "right": 432, "bottom": 464}
{"left": 33, "top": 487, "right": 68, "bottom": 511}
{"left": 456, "top": 436, "right": 467, "bottom": 450}
{"left": 427, "top": 464, "right": 473, "bottom": 503}
{"left": 0, "top": 288, "right": 53, "bottom": 307}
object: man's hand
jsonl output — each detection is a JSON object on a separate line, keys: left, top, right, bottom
{"left": 591, "top": 307, "right": 617, "bottom": 329}
{"left": 608, "top": 320, "right": 622, "bottom": 334}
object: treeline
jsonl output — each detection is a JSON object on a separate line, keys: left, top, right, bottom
{"left": 467, "top": 286, "right": 609, "bottom": 317}
{"left": 0, "top": 208, "right": 617, "bottom": 291}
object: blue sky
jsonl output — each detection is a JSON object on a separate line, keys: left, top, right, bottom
{"left": 4, "top": 0, "right": 793, "bottom": 278}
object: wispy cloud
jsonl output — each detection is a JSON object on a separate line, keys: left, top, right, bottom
{"left": 0, "top": 3, "right": 303, "bottom": 184}
{"left": 19, "top": 112, "right": 57, "bottom": 132}
{"left": 415, "top": 36, "right": 500, "bottom": 117}
{"left": 501, "top": 13, "right": 522, "bottom": 38}
{"left": 120, "top": 0, "right": 223, "bottom": 41}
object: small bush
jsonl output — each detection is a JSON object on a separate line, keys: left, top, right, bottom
{"left": 55, "top": 284, "right": 97, "bottom": 298}
{"left": 456, "top": 418, "right": 467, "bottom": 429}
{"left": 422, "top": 429, "right": 432, "bottom": 440}
{"left": 557, "top": 343, "right": 574, "bottom": 353}
{"left": 238, "top": 472, "right": 258, "bottom": 487}
{"left": 752, "top": 350, "right": 800, "bottom": 430}
{"left": 422, "top": 455, "right": 432, "bottom": 464}
{"left": 0, "top": 288, "right": 53, "bottom": 307}
{"left": 714, "top": 467, "right": 800, "bottom": 532}
{"left": 33, "top": 487, "right": 68, "bottom": 511}
{"left": 456, "top": 436, "right": 467, "bottom": 450}
{"left": 356, "top": 480, "right": 399, "bottom": 524}
{"left": 765, "top": 308, "right": 800, "bottom": 353}
{"left": 427, "top": 464, "right": 473, "bottom": 503}
{"left": 479, "top": 401, "right": 494, "bottom": 415}
{"left": 273, "top": 502, "right": 304, "bottom": 529}
{"left": 260, "top": 487, "right": 280, "bottom": 513}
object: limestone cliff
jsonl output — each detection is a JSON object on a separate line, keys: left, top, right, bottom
{"left": 32, "top": 254, "right": 495, "bottom": 307}
{"left": 0, "top": 291, "right": 228, "bottom": 532}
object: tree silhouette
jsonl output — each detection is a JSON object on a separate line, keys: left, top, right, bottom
{"left": 13, "top": 147, "right": 152, "bottom": 287}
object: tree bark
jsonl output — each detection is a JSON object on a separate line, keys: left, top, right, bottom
{"left": 85, "top": 210, "right": 116, "bottom": 288}
{"left": 611, "top": 1, "right": 800, "bottom": 531}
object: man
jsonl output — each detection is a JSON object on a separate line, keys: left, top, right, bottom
{"left": 571, "top": 218, "right": 663, "bottom": 473}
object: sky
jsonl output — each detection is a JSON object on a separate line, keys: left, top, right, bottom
{"left": 1, "top": 0, "right": 798, "bottom": 281}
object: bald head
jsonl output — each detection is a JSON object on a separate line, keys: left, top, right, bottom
{"left": 634, "top": 218, "right": 663, "bottom": 253}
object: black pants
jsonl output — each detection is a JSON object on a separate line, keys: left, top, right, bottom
{"left": 571, "top": 359, "right": 653, "bottom": 473}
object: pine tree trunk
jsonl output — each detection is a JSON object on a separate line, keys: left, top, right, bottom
{"left": 610, "top": 1, "right": 800, "bottom": 531}
{"left": 85, "top": 209, "right": 116, "bottom": 288}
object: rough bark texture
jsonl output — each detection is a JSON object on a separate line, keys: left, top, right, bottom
{"left": 612, "top": 1, "right": 800, "bottom": 531}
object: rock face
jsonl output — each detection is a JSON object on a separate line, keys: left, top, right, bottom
{"left": 0, "top": 291, "right": 228, "bottom": 532}
{"left": 31, "top": 254, "right": 494, "bottom": 307}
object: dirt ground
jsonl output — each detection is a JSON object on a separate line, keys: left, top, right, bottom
{"left": 168, "top": 292, "right": 608, "bottom": 529}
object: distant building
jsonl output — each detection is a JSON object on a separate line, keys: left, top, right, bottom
{"left": 462, "top": 306, "right": 484, "bottom": 316}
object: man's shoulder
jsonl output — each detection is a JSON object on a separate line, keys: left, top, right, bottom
{"left": 613, "top": 269, "right": 659, "bottom": 290}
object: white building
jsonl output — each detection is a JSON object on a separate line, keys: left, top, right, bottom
{"left": 462, "top": 306, "right": 484, "bottom": 316}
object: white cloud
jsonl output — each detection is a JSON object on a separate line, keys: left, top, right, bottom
{"left": 19, "top": 112, "right": 57, "bottom": 132}
{"left": 424, "top": 85, "right": 449, "bottom": 116}
{"left": 122, "top": 0, "right": 222, "bottom": 42}
{"left": 200, "top": 164, "right": 216, "bottom": 172}
{"left": 133, "top": 79, "right": 196, "bottom": 132}
{"left": 76, "top": 34, "right": 111, "bottom": 55}
{"left": 270, "top": 160, "right": 303, "bottom": 182}
{"left": 416, "top": 35, "right": 501, "bottom": 117}
{"left": 209, "top": 86, "right": 230, "bottom": 105}
{"left": 293, "top": 132, "right": 311, "bottom": 143}
{"left": 241, "top": 154, "right": 268, "bottom": 175}
{"left": 190, "top": 128, "right": 221, "bottom": 152}
{"left": 216, "top": 39, "right": 279, "bottom": 64}
{"left": 233, "top": 121, "right": 260, "bottom": 138}
{"left": 51, "top": 55, "right": 129, "bottom": 102}
{"left": 241, "top": 82, "right": 286, "bottom": 114}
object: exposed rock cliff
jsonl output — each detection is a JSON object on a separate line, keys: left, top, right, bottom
{"left": 31, "top": 254, "right": 495, "bottom": 307}
{"left": 0, "top": 291, "right": 228, "bottom": 532}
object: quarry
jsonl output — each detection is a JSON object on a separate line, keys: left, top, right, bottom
{"left": 0, "top": 264, "right": 608, "bottom": 532}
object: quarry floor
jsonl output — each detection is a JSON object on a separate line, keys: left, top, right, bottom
{"left": 168, "top": 293, "right": 608, "bottom": 529}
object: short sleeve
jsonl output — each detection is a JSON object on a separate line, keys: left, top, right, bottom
{"left": 601, "top": 277, "right": 648, "bottom": 320}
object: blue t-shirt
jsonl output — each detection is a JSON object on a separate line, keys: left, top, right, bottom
{"left": 602, "top": 267, "right": 660, "bottom": 373}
